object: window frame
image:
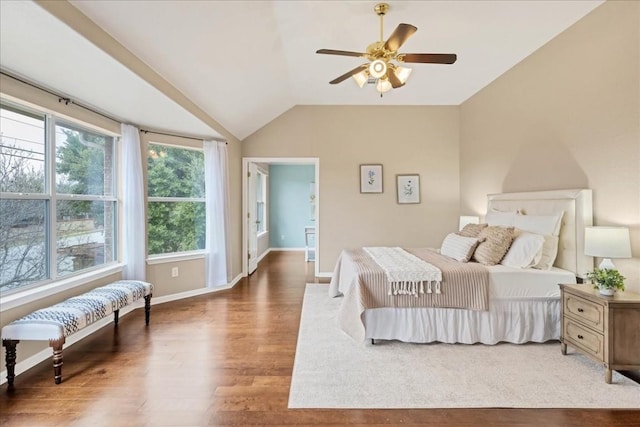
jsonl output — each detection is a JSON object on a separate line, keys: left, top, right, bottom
{"left": 0, "top": 99, "right": 119, "bottom": 296}
{"left": 146, "top": 141, "right": 206, "bottom": 259}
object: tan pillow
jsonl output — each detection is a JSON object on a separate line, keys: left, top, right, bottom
{"left": 473, "top": 226, "right": 515, "bottom": 266}
{"left": 457, "top": 223, "right": 488, "bottom": 238}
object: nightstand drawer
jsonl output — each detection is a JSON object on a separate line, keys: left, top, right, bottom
{"left": 564, "top": 294, "right": 604, "bottom": 333}
{"left": 564, "top": 318, "right": 604, "bottom": 361}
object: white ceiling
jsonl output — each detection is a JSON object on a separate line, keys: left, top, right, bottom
{"left": 2, "top": 1, "right": 603, "bottom": 141}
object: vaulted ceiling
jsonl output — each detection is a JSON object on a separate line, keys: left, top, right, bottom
{"left": 1, "top": 1, "right": 603, "bottom": 141}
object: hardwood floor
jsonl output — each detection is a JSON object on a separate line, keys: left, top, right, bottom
{"left": 1, "top": 252, "right": 638, "bottom": 426}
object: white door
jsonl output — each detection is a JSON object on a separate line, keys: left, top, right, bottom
{"left": 247, "top": 163, "right": 258, "bottom": 274}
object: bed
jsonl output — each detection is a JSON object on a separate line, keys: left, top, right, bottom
{"left": 329, "top": 189, "right": 594, "bottom": 344}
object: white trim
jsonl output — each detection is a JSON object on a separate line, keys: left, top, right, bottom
{"left": 151, "top": 273, "right": 243, "bottom": 305}
{"left": 146, "top": 250, "right": 205, "bottom": 264}
{"left": 269, "top": 248, "right": 305, "bottom": 252}
{"left": 148, "top": 196, "right": 205, "bottom": 203}
{"left": 257, "top": 230, "right": 268, "bottom": 238}
{"left": 0, "top": 263, "right": 123, "bottom": 312}
{"left": 0, "top": 272, "right": 244, "bottom": 385}
{"left": 257, "top": 248, "right": 272, "bottom": 263}
{"left": 316, "top": 271, "right": 333, "bottom": 278}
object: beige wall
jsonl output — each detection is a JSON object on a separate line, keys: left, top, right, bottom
{"left": 460, "top": 1, "right": 640, "bottom": 292}
{"left": 243, "top": 106, "right": 460, "bottom": 273}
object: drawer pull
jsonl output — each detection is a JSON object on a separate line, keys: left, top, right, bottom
{"left": 578, "top": 335, "right": 584, "bottom": 340}
{"left": 577, "top": 308, "right": 584, "bottom": 313}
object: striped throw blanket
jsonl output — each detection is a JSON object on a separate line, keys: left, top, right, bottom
{"left": 363, "top": 247, "right": 442, "bottom": 296}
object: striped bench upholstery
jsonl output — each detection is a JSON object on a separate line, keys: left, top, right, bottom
{"left": 2, "top": 280, "right": 153, "bottom": 390}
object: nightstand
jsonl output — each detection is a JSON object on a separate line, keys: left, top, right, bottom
{"left": 559, "top": 283, "right": 640, "bottom": 383}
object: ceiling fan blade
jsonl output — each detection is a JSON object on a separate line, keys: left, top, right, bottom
{"left": 387, "top": 69, "right": 404, "bottom": 89}
{"left": 384, "top": 23, "right": 417, "bottom": 52}
{"left": 398, "top": 53, "right": 457, "bottom": 64}
{"left": 329, "top": 64, "right": 368, "bottom": 85}
{"left": 316, "top": 49, "right": 365, "bottom": 58}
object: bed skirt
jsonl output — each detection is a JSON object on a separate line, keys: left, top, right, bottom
{"left": 362, "top": 299, "right": 560, "bottom": 345}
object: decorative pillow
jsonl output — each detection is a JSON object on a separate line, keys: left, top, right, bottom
{"left": 473, "top": 226, "right": 515, "bottom": 266}
{"left": 485, "top": 209, "right": 517, "bottom": 227}
{"left": 514, "top": 212, "right": 564, "bottom": 237}
{"left": 457, "top": 223, "right": 488, "bottom": 238}
{"left": 533, "top": 235, "right": 560, "bottom": 270}
{"left": 501, "top": 230, "right": 545, "bottom": 268}
{"left": 440, "top": 233, "right": 480, "bottom": 263}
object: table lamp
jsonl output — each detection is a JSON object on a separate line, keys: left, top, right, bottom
{"left": 584, "top": 226, "right": 632, "bottom": 270}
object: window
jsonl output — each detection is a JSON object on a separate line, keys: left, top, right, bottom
{"left": 147, "top": 143, "right": 205, "bottom": 256}
{"left": 0, "top": 102, "right": 117, "bottom": 293}
{"left": 256, "top": 171, "right": 267, "bottom": 234}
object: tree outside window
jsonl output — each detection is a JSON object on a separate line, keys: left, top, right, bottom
{"left": 147, "top": 143, "right": 205, "bottom": 255}
{"left": 0, "top": 103, "right": 117, "bottom": 293}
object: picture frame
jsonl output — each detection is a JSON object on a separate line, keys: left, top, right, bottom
{"left": 396, "top": 174, "right": 420, "bottom": 204}
{"left": 360, "top": 164, "right": 383, "bottom": 193}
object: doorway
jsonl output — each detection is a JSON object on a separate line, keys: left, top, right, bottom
{"left": 242, "top": 157, "right": 320, "bottom": 278}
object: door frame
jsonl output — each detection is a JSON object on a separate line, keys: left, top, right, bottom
{"left": 242, "top": 157, "right": 320, "bottom": 278}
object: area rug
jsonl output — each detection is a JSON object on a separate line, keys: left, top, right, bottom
{"left": 289, "top": 284, "right": 640, "bottom": 409}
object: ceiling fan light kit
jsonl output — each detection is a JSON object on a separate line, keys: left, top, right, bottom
{"left": 369, "top": 59, "right": 387, "bottom": 79}
{"left": 316, "top": 2, "right": 457, "bottom": 96}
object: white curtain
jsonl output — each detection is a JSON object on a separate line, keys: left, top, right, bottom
{"left": 120, "top": 124, "right": 146, "bottom": 281}
{"left": 204, "top": 140, "right": 231, "bottom": 287}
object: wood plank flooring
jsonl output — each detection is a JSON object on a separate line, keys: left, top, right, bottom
{"left": 1, "top": 252, "right": 638, "bottom": 426}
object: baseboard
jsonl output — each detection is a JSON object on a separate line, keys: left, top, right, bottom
{"left": 257, "top": 248, "right": 271, "bottom": 263}
{"left": 269, "top": 248, "right": 305, "bottom": 252}
{"left": 316, "top": 272, "right": 333, "bottom": 278}
{"left": 0, "top": 273, "right": 244, "bottom": 385}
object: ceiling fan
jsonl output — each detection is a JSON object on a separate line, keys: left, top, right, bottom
{"left": 316, "top": 3, "right": 457, "bottom": 95}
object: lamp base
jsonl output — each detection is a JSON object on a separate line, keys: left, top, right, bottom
{"left": 598, "top": 258, "right": 616, "bottom": 270}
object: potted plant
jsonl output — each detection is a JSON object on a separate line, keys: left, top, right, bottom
{"left": 585, "top": 268, "right": 626, "bottom": 296}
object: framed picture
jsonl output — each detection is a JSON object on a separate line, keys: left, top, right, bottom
{"left": 396, "top": 174, "right": 420, "bottom": 204}
{"left": 360, "top": 164, "right": 383, "bottom": 193}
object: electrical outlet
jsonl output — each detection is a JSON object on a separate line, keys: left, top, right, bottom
{"left": 171, "top": 267, "right": 179, "bottom": 277}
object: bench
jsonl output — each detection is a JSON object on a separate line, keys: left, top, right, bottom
{"left": 2, "top": 280, "right": 153, "bottom": 391}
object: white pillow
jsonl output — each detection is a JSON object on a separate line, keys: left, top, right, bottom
{"left": 501, "top": 230, "right": 545, "bottom": 268}
{"left": 514, "top": 212, "right": 564, "bottom": 236}
{"left": 485, "top": 209, "right": 517, "bottom": 227}
{"left": 533, "top": 235, "right": 560, "bottom": 270}
{"left": 440, "top": 233, "right": 480, "bottom": 263}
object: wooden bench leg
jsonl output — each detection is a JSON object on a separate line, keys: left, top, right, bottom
{"left": 144, "top": 294, "right": 152, "bottom": 326}
{"left": 2, "top": 339, "right": 19, "bottom": 392}
{"left": 49, "top": 337, "right": 65, "bottom": 384}
{"left": 113, "top": 309, "right": 120, "bottom": 327}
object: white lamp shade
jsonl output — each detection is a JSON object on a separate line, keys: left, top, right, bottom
{"left": 395, "top": 66, "right": 412, "bottom": 84}
{"left": 376, "top": 78, "right": 392, "bottom": 93}
{"left": 352, "top": 70, "right": 368, "bottom": 88}
{"left": 459, "top": 215, "right": 480, "bottom": 231}
{"left": 584, "top": 226, "right": 632, "bottom": 258}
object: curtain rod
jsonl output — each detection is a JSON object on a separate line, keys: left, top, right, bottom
{"left": 1, "top": 69, "right": 227, "bottom": 144}
{"left": 140, "top": 129, "right": 226, "bottom": 144}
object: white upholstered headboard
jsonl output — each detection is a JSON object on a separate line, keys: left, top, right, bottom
{"left": 486, "top": 189, "right": 594, "bottom": 277}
